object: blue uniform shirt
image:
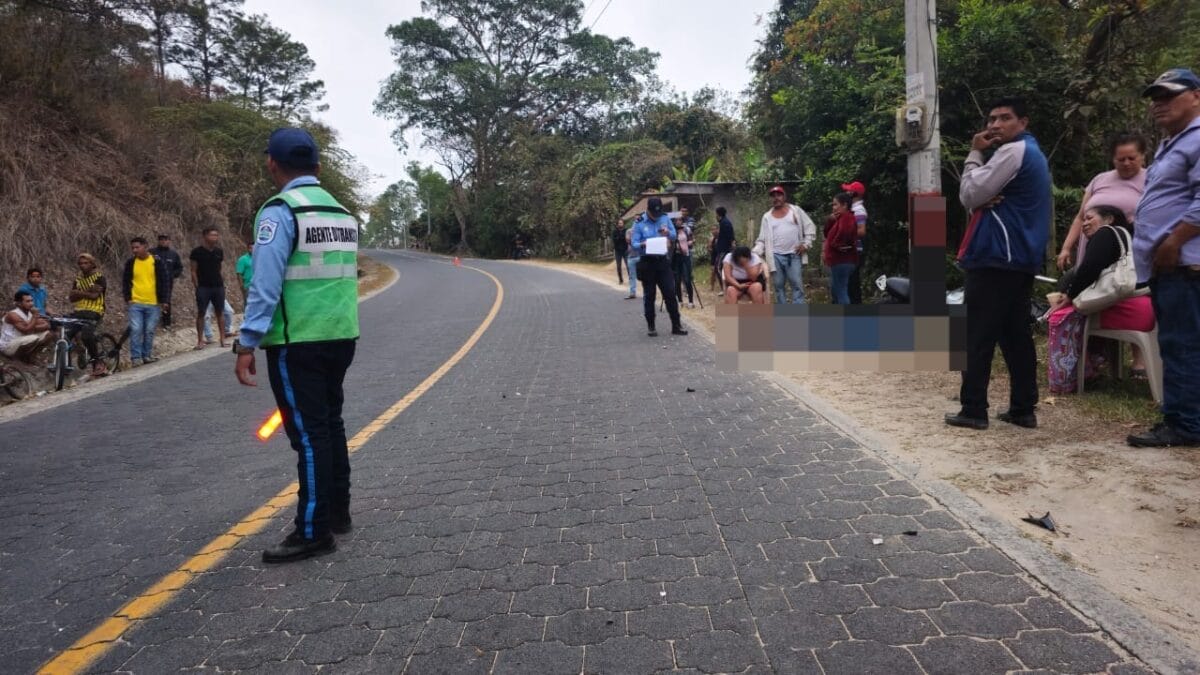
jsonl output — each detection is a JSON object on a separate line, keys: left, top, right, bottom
{"left": 629, "top": 213, "right": 677, "bottom": 256}
{"left": 17, "top": 282, "right": 47, "bottom": 314}
{"left": 238, "top": 175, "right": 320, "bottom": 348}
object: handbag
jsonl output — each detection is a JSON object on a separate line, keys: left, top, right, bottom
{"left": 1073, "top": 225, "right": 1142, "bottom": 314}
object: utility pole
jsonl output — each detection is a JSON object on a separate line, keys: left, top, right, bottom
{"left": 903, "top": 0, "right": 945, "bottom": 315}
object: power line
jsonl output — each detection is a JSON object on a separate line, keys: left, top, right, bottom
{"left": 589, "top": 0, "right": 613, "bottom": 30}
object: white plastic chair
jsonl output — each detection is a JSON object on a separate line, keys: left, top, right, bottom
{"left": 1077, "top": 313, "right": 1162, "bottom": 403}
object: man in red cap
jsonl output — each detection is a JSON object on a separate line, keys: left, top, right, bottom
{"left": 841, "top": 180, "right": 868, "bottom": 304}
{"left": 753, "top": 185, "right": 815, "bottom": 304}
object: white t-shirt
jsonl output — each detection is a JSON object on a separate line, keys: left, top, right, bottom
{"left": 722, "top": 252, "right": 764, "bottom": 282}
{"left": 0, "top": 308, "right": 32, "bottom": 351}
{"left": 766, "top": 210, "right": 802, "bottom": 253}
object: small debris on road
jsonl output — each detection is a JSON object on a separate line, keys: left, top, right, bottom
{"left": 871, "top": 537, "right": 884, "bottom": 545}
{"left": 1021, "top": 511, "right": 1057, "bottom": 532}
{"left": 686, "top": 387, "right": 695, "bottom": 393}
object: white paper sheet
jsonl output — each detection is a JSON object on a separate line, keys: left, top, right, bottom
{"left": 645, "top": 236, "right": 668, "bottom": 256}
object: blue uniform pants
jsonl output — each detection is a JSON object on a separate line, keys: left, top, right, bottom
{"left": 266, "top": 340, "right": 356, "bottom": 540}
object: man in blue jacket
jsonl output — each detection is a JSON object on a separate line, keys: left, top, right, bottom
{"left": 947, "top": 97, "right": 1051, "bottom": 431}
{"left": 630, "top": 197, "right": 688, "bottom": 337}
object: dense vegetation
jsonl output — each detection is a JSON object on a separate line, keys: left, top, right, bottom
{"left": 369, "top": 0, "right": 1200, "bottom": 285}
{"left": 0, "top": 0, "right": 363, "bottom": 286}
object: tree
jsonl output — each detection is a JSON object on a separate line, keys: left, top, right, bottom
{"left": 220, "top": 13, "right": 325, "bottom": 116}
{"left": 364, "top": 181, "right": 418, "bottom": 247}
{"left": 173, "top": 0, "right": 241, "bottom": 100}
{"left": 637, "top": 88, "right": 751, "bottom": 180}
{"left": 375, "top": 0, "right": 658, "bottom": 251}
{"left": 128, "top": 0, "right": 186, "bottom": 103}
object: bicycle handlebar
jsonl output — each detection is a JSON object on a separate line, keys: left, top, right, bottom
{"left": 47, "top": 316, "right": 97, "bottom": 328}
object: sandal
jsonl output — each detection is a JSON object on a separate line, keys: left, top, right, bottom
{"left": 1131, "top": 368, "right": 1148, "bottom": 381}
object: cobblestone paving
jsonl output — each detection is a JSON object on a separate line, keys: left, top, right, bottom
{"left": 7, "top": 253, "right": 1155, "bottom": 673}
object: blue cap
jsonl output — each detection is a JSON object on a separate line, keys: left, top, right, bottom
{"left": 1142, "top": 68, "right": 1200, "bottom": 97}
{"left": 265, "top": 127, "right": 320, "bottom": 169}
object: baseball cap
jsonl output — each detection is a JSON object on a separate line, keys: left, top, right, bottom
{"left": 647, "top": 197, "right": 664, "bottom": 215}
{"left": 840, "top": 180, "right": 866, "bottom": 195}
{"left": 1142, "top": 68, "right": 1200, "bottom": 97}
{"left": 768, "top": 185, "right": 785, "bottom": 195}
{"left": 265, "top": 127, "right": 320, "bottom": 169}
{"left": 156, "top": 233, "right": 170, "bottom": 240}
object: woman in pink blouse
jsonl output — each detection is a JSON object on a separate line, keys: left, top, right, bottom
{"left": 1056, "top": 132, "right": 1147, "bottom": 270}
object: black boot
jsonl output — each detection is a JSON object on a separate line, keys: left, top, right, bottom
{"left": 262, "top": 530, "right": 336, "bottom": 564}
{"left": 647, "top": 321, "right": 657, "bottom": 337}
{"left": 671, "top": 324, "right": 688, "bottom": 336}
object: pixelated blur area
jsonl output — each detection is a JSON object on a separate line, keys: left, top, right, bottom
{"left": 715, "top": 303, "right": 967, "bottom": 372}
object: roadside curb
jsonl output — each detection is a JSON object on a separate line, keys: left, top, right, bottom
{"left": 534, "top": 260, "right": 1199, "bottom": 675}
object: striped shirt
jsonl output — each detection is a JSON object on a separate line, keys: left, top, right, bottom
{"left": 72, "top": 272, "right": 106, "bottom": 315}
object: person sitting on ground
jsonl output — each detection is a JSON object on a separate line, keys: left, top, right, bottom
{"left": 723, "top": 246, "right": 767, "bottom": 304}
{"left": 67, "top": 253, "right": 109, "bottom": 377}
{"left": 1, "top": 291, "right": 54, "bottom": 362}
{"left": 17, "top": 267, "right": 48, "bottom": 314}
{"left": 1046, "top": 205, "right": 1154, "bottom": 393}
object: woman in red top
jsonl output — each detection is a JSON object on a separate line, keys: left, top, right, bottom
{"left": 823, "top": 192, "right": 859, "bottom": 304}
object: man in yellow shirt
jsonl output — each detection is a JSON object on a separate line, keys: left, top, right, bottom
{"left": 121, "top": 237, "right": 170, "bottom": 366}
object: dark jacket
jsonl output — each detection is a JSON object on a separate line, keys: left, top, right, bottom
{"left": 122, "top": 255, "right": 171, "bottom": 305}
{"left": 151, "top": 245, "right": 184, "bottom": 280}
{"left": 716, "top": 217, "right": 735, "bottom": 255}
{"left": 612, "top": 227, "right": 628, "bottom": 254}
{"left": 956, "top": 131, "right": 1052, "bottom": 275}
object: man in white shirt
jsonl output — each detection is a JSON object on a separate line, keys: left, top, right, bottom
{"left": 754, "top": 185, "right": 816, "bottom": 304}
{"left": 1, "top": 291, "right": 53, "bottom": 362}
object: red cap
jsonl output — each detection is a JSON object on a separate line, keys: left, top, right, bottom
{"left": 840, "top": 180, "right": 866, "bottom": 195}
{"left": 768, "top": 185, "right": 786, "bottom": 195}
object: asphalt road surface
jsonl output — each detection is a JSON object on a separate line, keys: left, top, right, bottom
{"left": 0, "top": 251, "right": 1164, "bottom": 673}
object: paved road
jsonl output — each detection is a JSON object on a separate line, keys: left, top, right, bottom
{"left": 1, "top": 251, "right": 1157, "bottom": 673}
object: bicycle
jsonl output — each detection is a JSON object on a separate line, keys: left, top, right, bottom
{"left": 45, "top": 316, "right": 122, "bottom": 390}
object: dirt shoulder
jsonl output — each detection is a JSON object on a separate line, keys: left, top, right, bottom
{"left": 532, "top": 257, "right": 1200, "bottom": 656}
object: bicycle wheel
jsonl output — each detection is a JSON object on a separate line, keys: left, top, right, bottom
{"left": 0, "top": 366, "right": 31, "bottom": 400}
{"left": 94, "top": 334, "right": 120, "bottom": 373}
{"left": 53, "top": 341, "right": 69, "bottom": 391}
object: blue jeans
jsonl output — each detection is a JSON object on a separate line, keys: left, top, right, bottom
{"left": 626, "top": 255, "right": 639, "bottom": 296}
{"left": 128, "top": 303, "right": 161, "bottom": 360}
{"left": 830, "top": 263, "right": 855, "bottom": 305}
{"left": 772, "top": 253, "right": 805, "bottom": 304}
{"left": 1150, "top": 274, "right": 1200, "bottom": 437}
{"left": 203, "top": 300, "right": 235, "bottom": 340}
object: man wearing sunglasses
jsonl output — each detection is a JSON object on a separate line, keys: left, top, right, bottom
{"left": 1128, "top": 69, "right": 1200, "bottom": 448}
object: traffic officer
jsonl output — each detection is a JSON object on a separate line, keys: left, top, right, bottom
{"left": 630, "top": 197, "right": 688, "bottom": 337}
{"left": 234, "top": 127, "right": 360, "bottom": 564}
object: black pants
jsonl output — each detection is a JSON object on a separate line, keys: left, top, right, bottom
{"left": 849, "top": 242, "right": 865, "bottom": 304}
{"left": 637, "top": 255, "right": 681, "bottom": 329}
{"left": 959, "top": 268, "right": 1037, "bottom": 419}
{"left": 615, "top": 251, "right": 627, "bottom": 283}
{"left": 266, "top": 339, "right": 356, "bottom": 540}
{"left": 66, "top": 310, "right": 102, "bottom": 361}
{"left": 161, "top": 280, "right": 174, "bottom": 327}
{"left": 673, "top": 254, "right": 694, "bottom": 304}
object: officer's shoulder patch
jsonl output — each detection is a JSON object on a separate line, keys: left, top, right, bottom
{"left": 256, "top": 218, "right": 279, "bottom": 245}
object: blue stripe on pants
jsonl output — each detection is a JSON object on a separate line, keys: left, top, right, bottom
{"left": 277, "top": 347, "right": 318, "bottom": 539}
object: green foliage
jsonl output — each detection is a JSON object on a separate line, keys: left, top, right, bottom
{"left": 220, "top": 13, "right": 326, "bottom": 116}
{"left": 375, "top": 0, "right": 658, "bottom": 253}
{"left": 748, "top": 0, "right": 1199, "bottom": 285}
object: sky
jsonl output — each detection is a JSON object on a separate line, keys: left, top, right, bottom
{"left": 242, "top": 0, "right": 779, "bottom": 198}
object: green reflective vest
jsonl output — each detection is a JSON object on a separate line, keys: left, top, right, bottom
{"left": 257, "top": 183, "right": 360, "bottom": 347}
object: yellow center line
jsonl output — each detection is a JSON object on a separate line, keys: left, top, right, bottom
{"left": 38, "top": 262, "right": 504, "bottom": 674}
